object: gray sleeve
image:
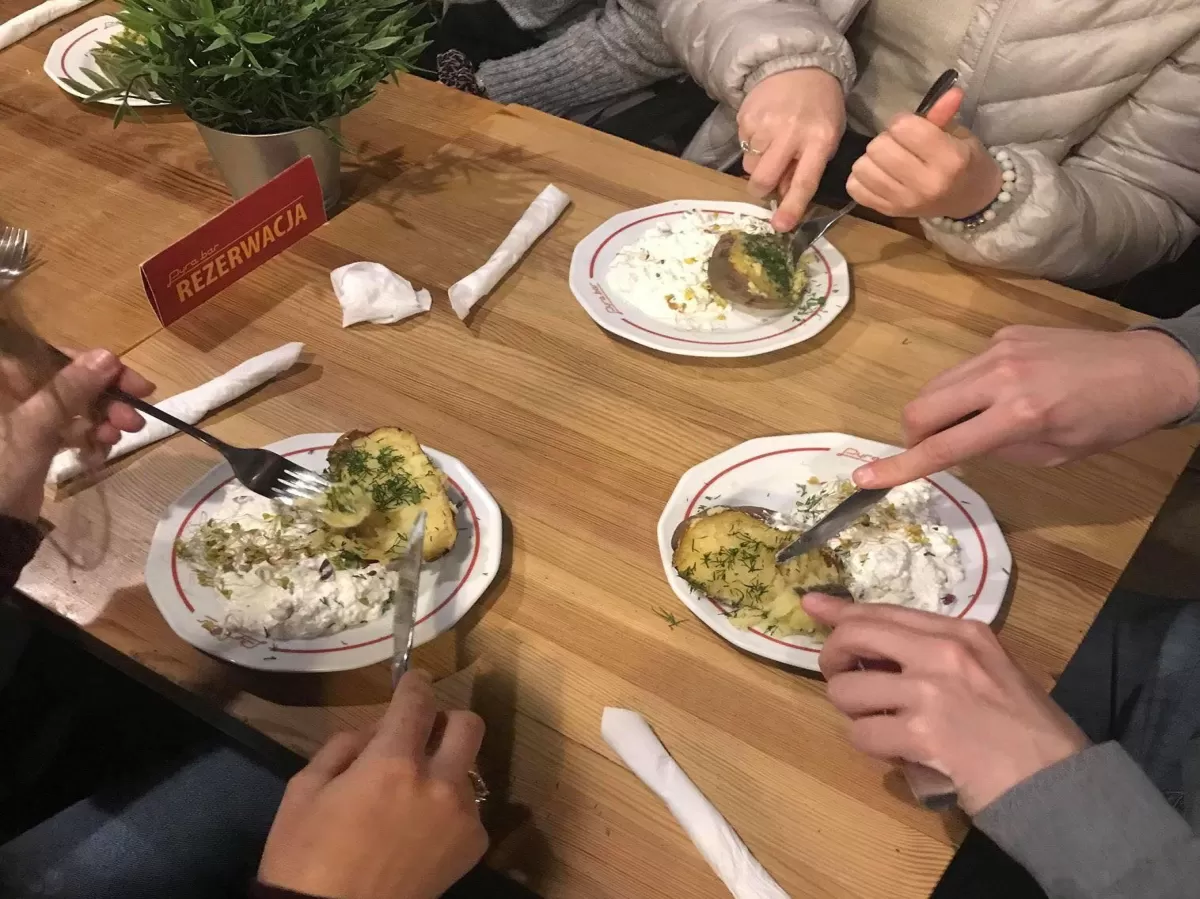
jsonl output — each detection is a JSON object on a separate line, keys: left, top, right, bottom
{"left": 1131, "top": 305, "right": 1200, "bottom": 426}
{"left": 479, "top": 0, "right": 679, "bottom": 115}
{"left": 974, "top": 742, "right": 1200, "bottom": 899}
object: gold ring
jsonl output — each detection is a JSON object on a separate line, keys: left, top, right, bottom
{"left": 739, "top": 139, "right": 763, "bottom": 156}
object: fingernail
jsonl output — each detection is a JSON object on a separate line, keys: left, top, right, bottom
{"left": 853, "top": 465, "right": 878, "bottom": 489}
{"left": 81, "top": 349, "right": 118, "bottom": 374}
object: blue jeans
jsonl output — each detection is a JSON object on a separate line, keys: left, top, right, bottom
{"left": 0, "top": 743, "right": 284, "bottom": 899}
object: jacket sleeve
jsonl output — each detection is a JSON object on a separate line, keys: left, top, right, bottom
{"left": 1, "top": 516, "right": 43, "bottom": 596}
{"left": 974, "top": 742, "right": 1200, "bottom": 899}
{"left": 924, "top": 33, "right": 1200, "bottom": 288}
{"left": 655, "top": 0, "right": 863, "bottom": 109}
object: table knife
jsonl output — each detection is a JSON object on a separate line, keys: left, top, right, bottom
{"left": 389, "top": 510, "right": 426, "bottom": 689}
{"left": 775, "top": 487, "right": 889, "bottom": 565}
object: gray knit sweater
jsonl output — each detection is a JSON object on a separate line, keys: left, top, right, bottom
{"left": 468, "top": 0, "right": 679, "bottom": 115}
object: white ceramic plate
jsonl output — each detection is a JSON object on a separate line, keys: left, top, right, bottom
{"left": 146, "top": 433, "right": 503, "bottom": 673}
{"left": 569, "top": 200, "right": 851, "bottom": 358}
{"left": 44, "top": 16, "right": 167, "bottom": 107}
{"left": 657, "top": 434, "right": 1012, "bottom": 672}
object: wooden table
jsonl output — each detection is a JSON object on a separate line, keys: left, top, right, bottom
{"left": 0, "top": 0, "right": 495, "bottom": 355}
{"left": 14, "top": 91, "right": 1198, "bottom": 898}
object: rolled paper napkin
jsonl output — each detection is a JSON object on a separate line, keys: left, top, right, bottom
{"left": 448, "top": 184, "right": 570, "bottom": 319}
{"left": 46, "top": 342, "right": 305, "bottom": 485}
{"left": 601, "top": 708, "right": 790, "bottom": 899}
{"left": 330, "top": 261, "right": 431, "bottom": 328}
{"left": 0, "top": 0, "right": 96, "bottom": 50}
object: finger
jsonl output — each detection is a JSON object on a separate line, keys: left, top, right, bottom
{"left": 900, "top": 379, "right": 995, "bottom": 447}
{"left": 301, "top": 730, "right": 374, "bottom": 788}
{"left": 747, "top": 137, "right": 797, "bottom": 199}
{"left": 773, "top": 148, "right": 825, "bottom": 231}
{"left": 116, "top": 367, "right": 155, "bottom": 398}
{"left": 15, "top": 350, "right": 120, "bottom": 449}
{"left": 92, "top": 422, "right": 122, "bottom": 446}
{"left": 827, "top": 669, "right": 917, "bottom": 717}
{"left": 847, "top": 713, "right": 930, "bottom": 765}
{"left": 364, "top": 669, "right": 438, "bottom": 760}
{"left": 864, "top": 133, "right": 926, "bottom": 183}
{"left": 427, "top": 710, "right": 485, "bottom": 782}
{"left": 920, "top": 86, "right": 963, "bottom": 131}
{"left": 888, "top": 115, "right": 960, "bottom": 166}
{"left": 801, "top": 592, "right": 855, "bottom": 628}
{"left": 819, "top": 618, "right": 940, "bottom": 679}
{"left": 850, "top": 157, "right": 917, "bottom": 209}
{"left": 853, "top": 406, "right": 1030, "bottom": 488}
{"left": 918, "top": 352, "right": 996, "bottom": 398}
{"left": 846, "top": 173, "right": 901, "bottom": 217}
{"left": 104, "top": 400, "right": 145, "bottom": 434}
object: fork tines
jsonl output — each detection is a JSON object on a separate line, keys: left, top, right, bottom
{"left": 277, "top": 461, "right": 332, "bottom": 501}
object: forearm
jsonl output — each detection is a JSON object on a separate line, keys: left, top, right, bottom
{"left": 975, "top": 742, "right": 1200, "bottom": 899}
{"left": 922, "top": 148, "right": 1198, "bottom": 288}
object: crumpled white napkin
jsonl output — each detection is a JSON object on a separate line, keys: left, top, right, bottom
{"left": 601, "top": 708, "right": 790, "bottom": 899}
{"left": 448, "top": 184, "right": 570, "bottom": 319}
{"left": 0, "top": 0, "right": 95, "bottom": 50}
{"left": 47, "top": 342, "right": 304, "bottom": 485}
{"left": 330, "top": 261, "right": 431, "bottom": 328}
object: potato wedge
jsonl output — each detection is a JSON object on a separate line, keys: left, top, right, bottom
{"left": 324, "top": 428, "right": 457, "bottom": 563}
{"left": 672, "top": 508, "right": 844, "bottom": 636}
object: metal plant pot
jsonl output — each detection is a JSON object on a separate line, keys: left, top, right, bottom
{"left": 195, "top": 118, "right": 341, "bottom": 211}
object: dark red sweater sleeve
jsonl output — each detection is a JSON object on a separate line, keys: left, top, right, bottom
{"left": 1, "top": 515, "right": 44, "bottom": 595}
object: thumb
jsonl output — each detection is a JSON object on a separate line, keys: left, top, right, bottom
{"left": 802, "top": 592, "right": 853, "bottom": 627}
{"left": 15, "top": 349, "right": 118, "bottom": 447}
{"left": 922, "top": 86, "right": 963, "bottom": 130}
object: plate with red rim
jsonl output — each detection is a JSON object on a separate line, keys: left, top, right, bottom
{"left": 145, "top": 433, "right": 502, "bottom": 673}
{"left": 656, "top": 434, "right": 1012, "bottom": 672}
{"left": 44, "top": 16, "right": 167, "bottom": 108}
{"left": 569, "top": 200, "right": 851, "bottom": 358}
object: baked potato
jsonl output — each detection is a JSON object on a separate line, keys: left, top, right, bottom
{"left": 322, "top": 428, "right": 457, "bottom": 563}
{"left": 672, "top": 507, "right": 844, "bottom": 636}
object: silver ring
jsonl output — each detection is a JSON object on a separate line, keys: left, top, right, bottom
{"left": 739, "top": 139, "right": 763, "bottom": 156}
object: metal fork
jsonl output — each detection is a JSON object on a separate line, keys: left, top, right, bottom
{"left": 113, "top": 390, "right": 333, "bottom": 503}
{"left": 787, "top": 200, "right": 857, "bottom": 261}
{"left": 0, "top": 226, "right": 30, "bottom": 286}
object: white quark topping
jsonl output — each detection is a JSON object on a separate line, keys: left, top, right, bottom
{"left": 176, "top": 486, "right": 398, "bottom": 641}
{"left": 782, "top": 478, "right": 964, "bottom": 613}
{"left": 605, "top": 211, "right": 775, "bottom": 330}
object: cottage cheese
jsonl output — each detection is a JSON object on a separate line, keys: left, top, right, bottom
{"left": 606, "top": 211, "right": 776, "bottom": 330}
{"left": 781, "top": 478, "right": 964, "bottom": 613}
{"left": 176, "top": 486, "right": 398, "bottom": 641}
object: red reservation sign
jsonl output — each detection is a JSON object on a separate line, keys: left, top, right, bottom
{"left": 140, "top": 156, "right": 327, "bottom": 325}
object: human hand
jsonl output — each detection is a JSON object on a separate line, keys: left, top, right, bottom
{"left": 738, "top": 68, "right": 846, "bottom": 231}
{"left": 847, "top": 88, "right": 1002, "bottom": 220}
{"left": 258, "top": 671, "right": 488, "bottom": 899}
{"left": 0, "top": 348, "right": 152, "bottom": 521}
{"left": 803, "top": 594, "right": 1088, "bottom": 816}
{"left": 853, "top": 326, "right": 1200, "bottom": 489}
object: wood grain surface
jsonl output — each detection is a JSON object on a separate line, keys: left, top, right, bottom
{"left": 0, "top": 0, "right": 495, "bottom": 354}
{"left": 13, "top": 95, "right": 1197, "bottom": 899}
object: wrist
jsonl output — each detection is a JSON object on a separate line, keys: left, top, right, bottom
{"left": 961, "top": 733, "right": 1090, "bottom": 817}
{"left": 944, "top": 149, "right": 1004, "bottom": 221}
{"left": 1128, "top": 330, "right": 1200, "bottom": 425}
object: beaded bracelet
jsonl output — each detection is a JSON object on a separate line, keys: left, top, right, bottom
{"left": 928, "top": 147, "right": 1019, "bottom": 233}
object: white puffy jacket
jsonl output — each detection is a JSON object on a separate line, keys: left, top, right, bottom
{"left": 659, "top": 0, "right": 1200, "bottom": 287}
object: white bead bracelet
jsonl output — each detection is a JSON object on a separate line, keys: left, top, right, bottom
{"left": 928, "top": 147, "right": 1019, "bottom": 233}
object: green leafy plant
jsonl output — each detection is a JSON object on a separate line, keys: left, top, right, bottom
{"left": 65, "top": 0, "right": 431, "bottom": 135}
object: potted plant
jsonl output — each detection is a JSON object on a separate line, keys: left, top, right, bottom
{"left": 71, "top": 0, "right": 430, "bottom": 210}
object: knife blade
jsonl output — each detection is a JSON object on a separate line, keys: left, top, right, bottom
{"left": 389, "top": 510, "right": 426, "bottom": 689}
{"left": 775, "top": 487, "right": 890, "bottom": 565}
